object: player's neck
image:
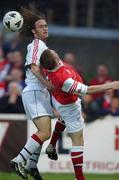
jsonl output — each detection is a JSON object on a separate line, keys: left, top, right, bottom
{"left": 48, "top": 60, "right": 63, "bottom": 72}
{"left": 34, "top": 35, "right": 47, "bottom": 43}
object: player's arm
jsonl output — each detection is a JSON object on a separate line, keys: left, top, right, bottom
{"left": 87, "top": 82, "right": 118, "bottom": 94}
{"left": 62, "top": 78, "right": 119, "bottom": 95}
{"left": 31, "top": 64, "right": 55, "bottom": 91}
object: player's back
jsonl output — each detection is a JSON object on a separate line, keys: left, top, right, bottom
{"left": 48, "top": 62, "right": 83, "bottom": 104}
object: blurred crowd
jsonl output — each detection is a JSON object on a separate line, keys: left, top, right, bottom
{"left": 0, "top": 34, "right": 25, "bottom": 114}
{"left": 0, "top": 34, "right": 119, "bottom": 122}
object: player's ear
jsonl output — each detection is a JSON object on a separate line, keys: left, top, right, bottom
{"left": 31, "top": 29, "right": 36, "bottom": 35}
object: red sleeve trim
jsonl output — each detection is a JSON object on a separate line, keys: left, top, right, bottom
{"left": 69, "top": 81, "right": 78, "bottom": 93}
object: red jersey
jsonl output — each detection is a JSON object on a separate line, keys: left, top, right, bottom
{"left": 47, "top": 62, "right": 83, "bottom": 105}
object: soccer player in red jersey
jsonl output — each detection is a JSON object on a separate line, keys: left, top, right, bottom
{"left": 40, "top": 49, "right": 119, "bottom": 180}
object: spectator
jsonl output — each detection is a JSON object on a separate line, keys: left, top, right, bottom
{"left": 63, "top": 53, "right": 76, "bottom": 67}
{"left": 6, "top": 68, "right": 25, "bottom": 90}
{"left": 6, "top": 50, "right": 25, "bottom": 80}
{"left": 0, "top": 81, "right": 25, "bottom": 113}
{"left": 96, "top": 89, "right": 115, "bottom": 115}
{"left": 3, "top": 33, "right": 21, "bottom": 55}
{"left": 12, "top": 51, "right": 24, "bottom": 69}
{"left": 116, "top": 89, "right": 119, "bottom": 97}
{"left": 63, "top": 52, "right": 85, "bottom": 83}
{"left": 110, "top": 97, "right": 119, "bottom": 116}
{"left": 6, "top": 51, "right": 15, "bottom": 65}
{"left": 90, "top": 64, "right": 113, "bottom": 100}
{"left": 100, "top": 97, "right": 119, "bottom": 116}
{"left": 6, "top": 50, "right": 24, "bottom": 69}
{"left": 0, "top": 47, "right": 10, "bottom": 97}
{"left": 82, "top": 94, "right": 99, "bottom": 123}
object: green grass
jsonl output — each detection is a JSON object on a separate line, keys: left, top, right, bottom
{"left": 0, "top": 172, "right": 118, "bottom": 180}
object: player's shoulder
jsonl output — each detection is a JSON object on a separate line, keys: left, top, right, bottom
{"left": 27, "top": 39, "right": 47, "bottom": 51}
{"left": 27, "top": 41, "right": 32, "bottom": 48}
{"left": 54, "top": 66, "right": 72, "bottom": 84}
{"left": 62, "top": 64, "right": 74, "bottom": 76}
{"left": 29, "top": 39, "right": 46, "bottom": 46}
{"left": 34, "top": 39, "right": 47, "bottom": 46}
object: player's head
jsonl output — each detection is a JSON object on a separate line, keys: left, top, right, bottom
{"left": 20, "top": 3, "right": 48, "bottom": 41}
{"left": 97, "top": 64, "right": 108, "bottom": 77}
{"left": 40, "top": 49, "right": 60, "bottom": 70}
{"left": 63, "top": 52, "right": 76, "bottom": 67}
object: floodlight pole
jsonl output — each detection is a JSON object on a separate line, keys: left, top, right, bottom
{"left": 69, "top": 0, "right": 77, "bottom": 27}
{"left": 87, "top": 0, "right": 94, "bottom": 27}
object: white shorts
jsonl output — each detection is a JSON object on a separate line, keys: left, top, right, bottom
{"left": 22, "top": 89, "right": 53, "bottom": 120}
{"left": 52, "top": 97, "right": 85, "bottom": 133}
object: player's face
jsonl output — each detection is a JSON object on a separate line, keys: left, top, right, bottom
{"left": 32, "top": 19, "right": 48, "bottom": 41}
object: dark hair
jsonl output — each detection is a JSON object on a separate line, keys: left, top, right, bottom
{"left": 40, "top": 49, "right": 57, "bottom": 70}
{"left": 20, "top": 2, "right": 46, "bottom": 37}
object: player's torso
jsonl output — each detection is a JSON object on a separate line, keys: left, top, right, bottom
{"left": 24, "top": 39, "right": 46, "bottom": 91}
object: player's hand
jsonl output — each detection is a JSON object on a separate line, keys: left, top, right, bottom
{"left": 46, "top": 80, "right": 55, "bottom": 92}
{"left": 111, "top": 81, "right": 119, "bottom": 90}
{"left": 9, "top": 94, "right": 17, "bottom": 104}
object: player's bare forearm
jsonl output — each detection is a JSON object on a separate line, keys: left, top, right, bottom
{"left": 87, "top": 84, "right": 112, "bottom": 94}
{"left": 62, "top": 78, "right": 115, "bottom": 96}
{"left": 72, "top": 81, "right": 119, "bottom": 96}
{"left": 87, "top": 81, "right": 119, "bottom": 94}
{"left": 31, "top": 64, "right": 47, "bottom": 84}
{"left": 31, "top": 64, "right": 55, "bottom": 91}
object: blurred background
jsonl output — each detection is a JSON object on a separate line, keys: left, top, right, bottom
{"left": 0, "top": 0, "right": 119, "bottom": 179}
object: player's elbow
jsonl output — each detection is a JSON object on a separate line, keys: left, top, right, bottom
{"left": 31, "top": 64, "right": 39, "bottom": 74}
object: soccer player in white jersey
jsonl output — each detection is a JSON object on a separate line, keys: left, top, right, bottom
{"left": 40, "top": 49, "right": 119, "bottom": 180}
{"left": 10, "top": 6, "right": 54, "bottom": 180}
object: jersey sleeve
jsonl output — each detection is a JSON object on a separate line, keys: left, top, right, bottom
{"left": 26, "top": 39, "right": 48, "bottom": 66}
{"left": 62, "top": 78, "right": 88, "bottom": 95}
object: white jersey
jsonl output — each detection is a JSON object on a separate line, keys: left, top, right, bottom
{"left": 24, "top": 38, "right": 48, "bottom": 91}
